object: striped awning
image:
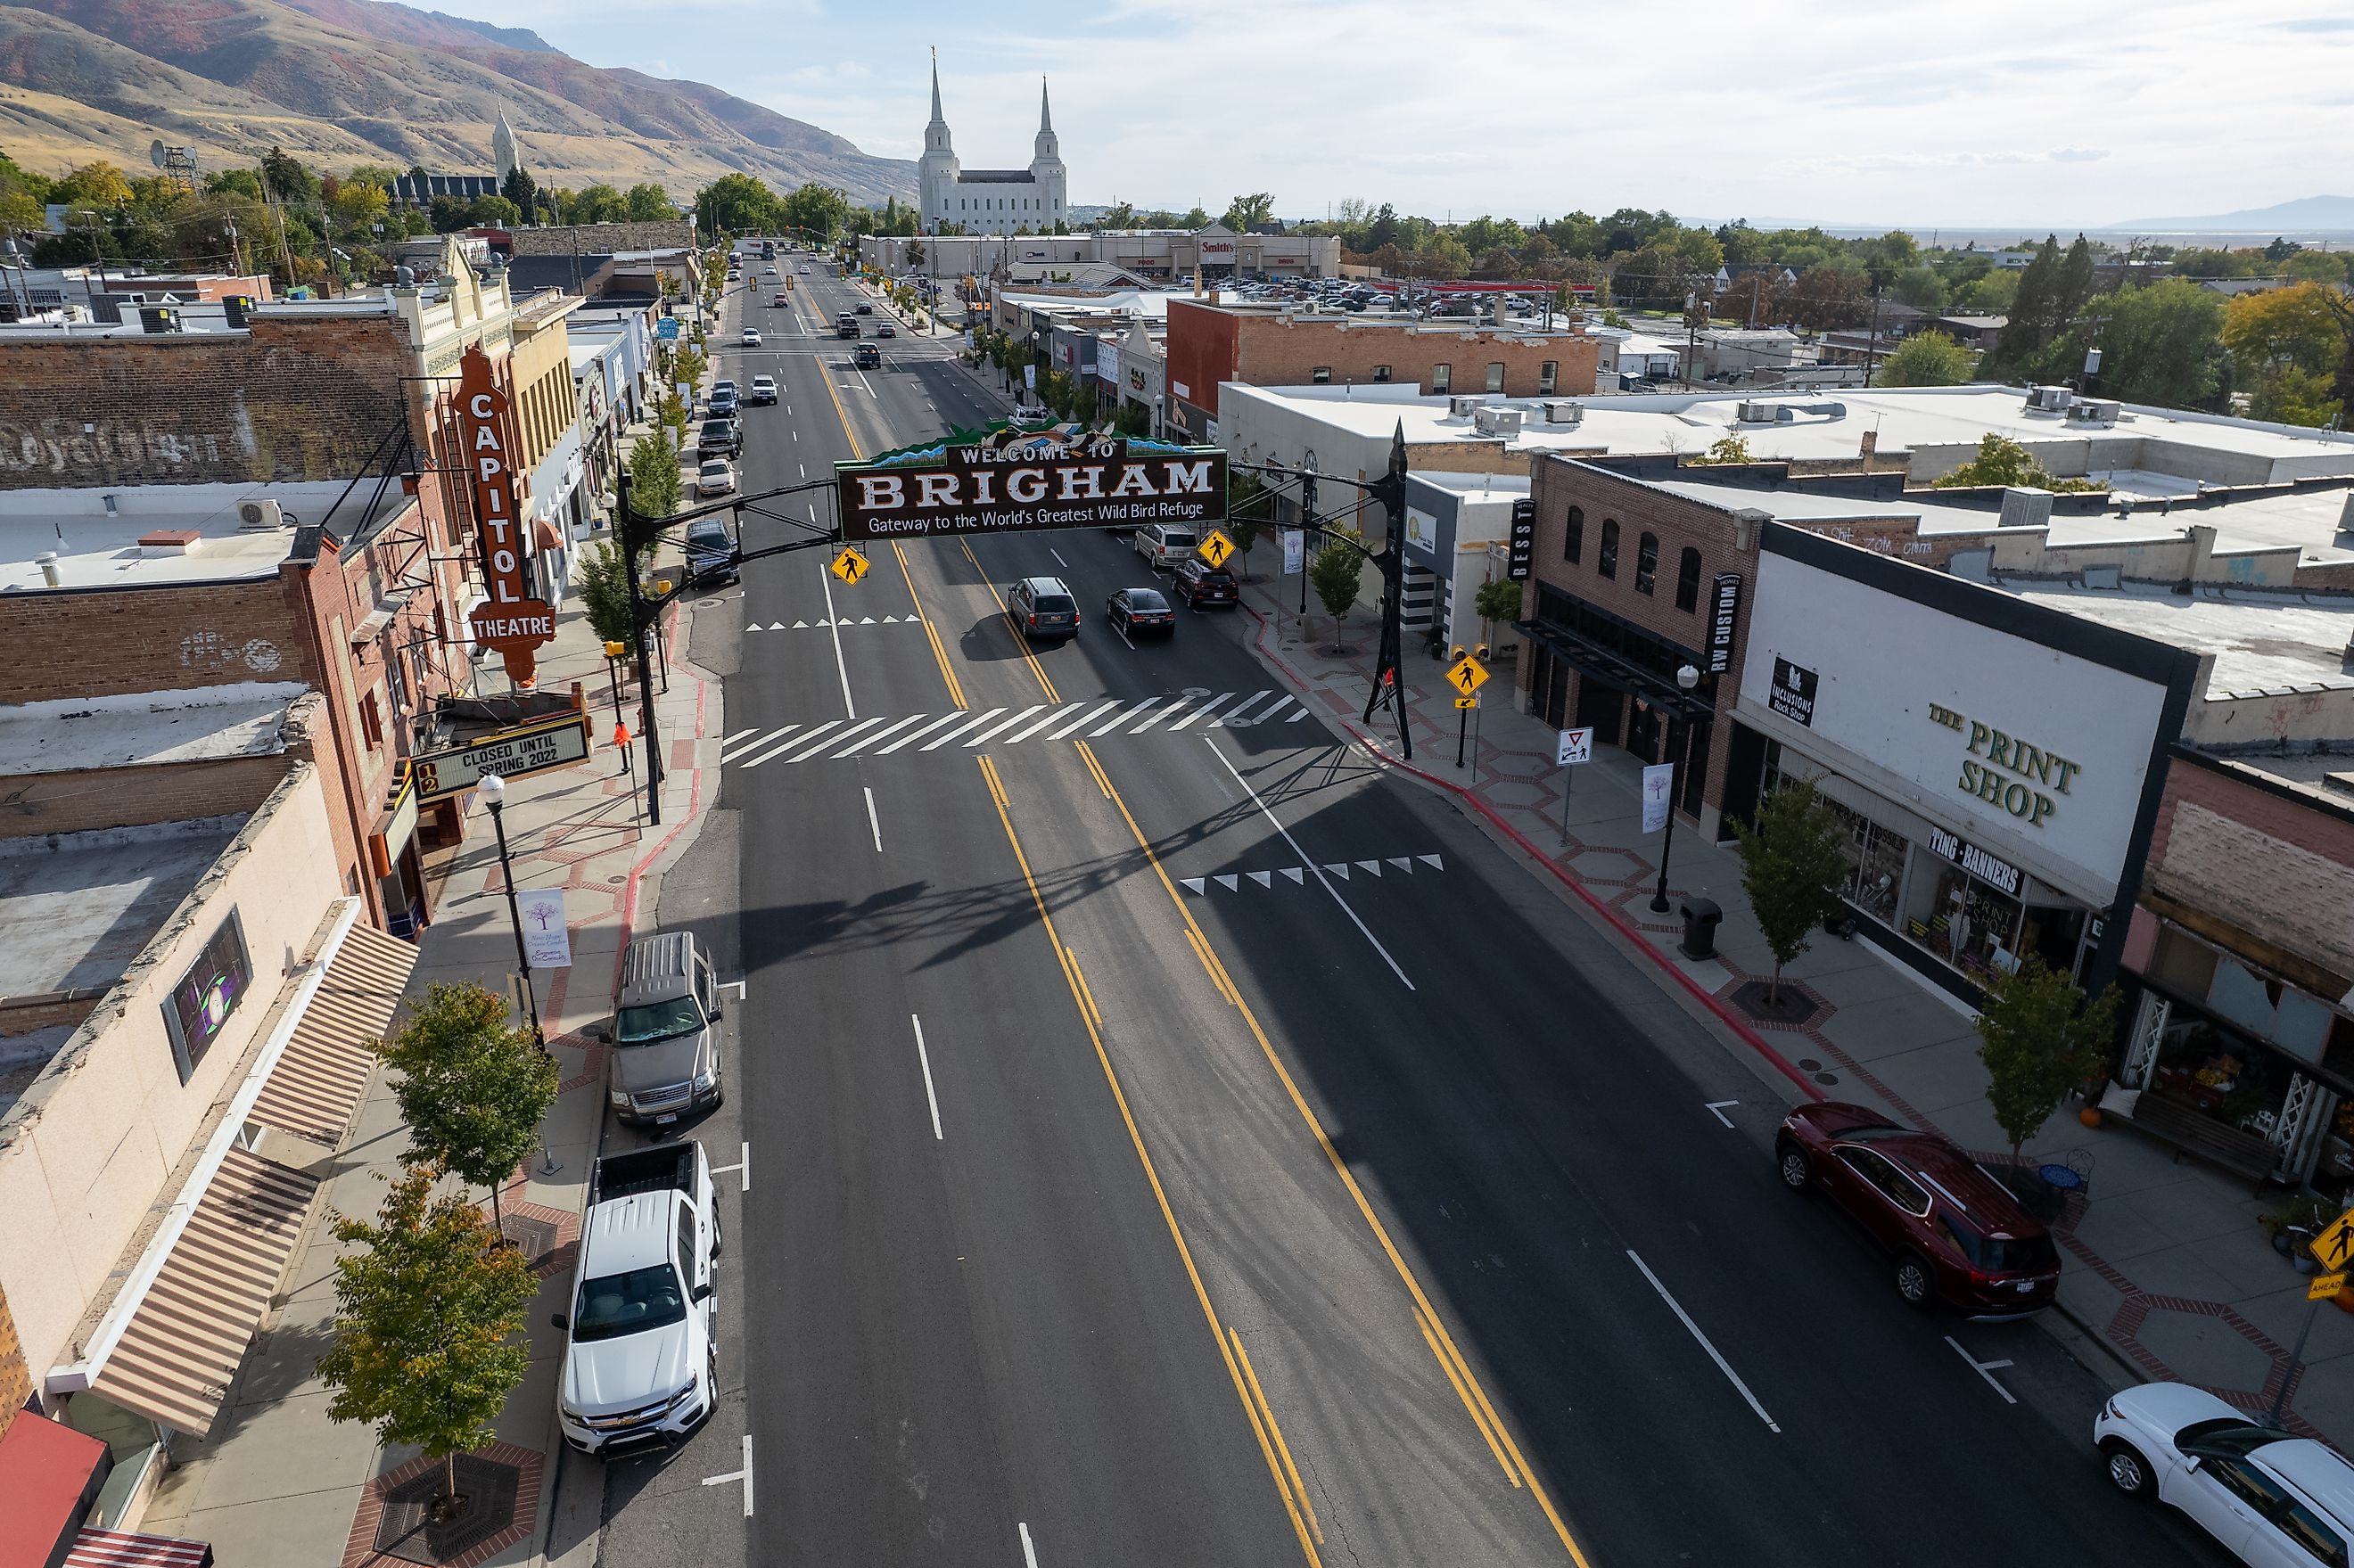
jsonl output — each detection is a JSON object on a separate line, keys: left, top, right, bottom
{"left": 64, "top": 1528, "right": 215, "bottom": 1567}
{"left": 85, "top": 1148, "right": 317, "bottom": 1437}
{"left": 247, "top": 924, "right": 415, "bottom": 1145}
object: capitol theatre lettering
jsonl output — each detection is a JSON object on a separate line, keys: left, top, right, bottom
{"left": 458, "top": 345, "right": 556, "bottom": 685}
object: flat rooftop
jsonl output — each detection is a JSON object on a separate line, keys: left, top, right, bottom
{"left": 2004, "top": 582, "right": 2354, "bottom": 696}
{"left": 0, "top": 683, "right": 304, "bottom": 778}
{"left": 0, "top": 480, "right": 410, "bottom": 592}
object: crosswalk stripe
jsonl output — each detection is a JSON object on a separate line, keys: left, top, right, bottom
{"left": 1216, "top": 691, "right": 1272, "bottom": 727}
{"left": 920, "top": 708, "right": 1007, "bottom": 751}
{"left": 1131, "top": 695, "right": 1194, "bottom": 735}
{"left": 765, "top": 714, "right": 890, "bottom": 765}
{"left": 1094, "top": 697, "right": 1161, "bottom": 736}
{"left": 1167, "top": 692, "right": 1234, "bottom": 731}
{"left": 1255, "top": 694, "right": 1296, "bottom": 723}
{"left": 1288, "top": 706, "right": 1313, "bottom": 721}
{"left": 833, "top": 713, "right": 931, "bottom": 756}
{"left": 1050, "top": 699, "right": 1123, "bottom": 739}
{"left": 722, "top": 729, "right": 760, "bottom": 744}
{"left": 873, "top": 712, "right": 971, "bottom": 754}
{"left": 740, "top": 718, "right": 844, "bottom": 768}
{"left": 965, "top": 705, "right": 1048, "bottom": 746}
{"left": 721, "top": 724, "right": 799, "bottom": 762}
{"left": 1005, "top": 703, "right": 1089, "bottom": 744}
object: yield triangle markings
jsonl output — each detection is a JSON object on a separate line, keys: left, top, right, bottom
{"left": 1181, "top": 877, "right": 1206, "bottom": 895}
{"left": 860, "top": 616, "right": 877, "bottom": 625}
{"left": 883, "top": 615, "right": 901, "bottom": 623}
{"left": 745, "top": 623, "right": 764, "bottom": 632}
{"left": 1388, "top": 858, "right": 1414, "bottom": 873}
{"left": 1280, "top": 867, "right": 1305, "bottom": 885}
{"left": 1324, "top": 863, "right": 1349, "bottom": 880}
{"left": 1214, "top": 874, "right": 1240, "bottom": 891}
{"left": 1356, "top": 860, "right": 1383, "bottom": 876}
{"left": 791, "top": 620, "right": 810, "bottom": 628}
{"left": 1419, "top": 854, "right": 1444, "bottom": 870}
{"left": 1247, "top": 871, "right": 1272, "bottom": 888}
{"left": 812, "top": 617, "right": 832, "bottom": 627}
{"left": 767, "top": 621, "right": 790, "bottom": 631}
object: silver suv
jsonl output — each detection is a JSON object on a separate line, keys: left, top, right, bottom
{"left": 611, "top": 932, "right": 724, "bottom": 1126}
{"left": 1007, "top": 576, "right": 1080, "bottom": 642}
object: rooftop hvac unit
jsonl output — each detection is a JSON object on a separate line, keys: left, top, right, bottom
{"left": 1448, "top": 396, "right": 1479, "bottom": 417}
{"left": 1543, "top": 399, "right": 1584, "bottom": 424}
{"left": 2066, "top": 398, "right": 2122, "bottom": 427}
{"left": 1473, "top": 406, "right": 1525, "bottom": 438}
{"left": 1735, "top": 400, "right": 1778, "bottom": 424}
{"left": 2027, "top": 384, "right": 2073, "bottom": 413}
{"left": 237, "top": 497, "right": 284, "bottom": 531}
{"left": 137, "top": 306, "right": 179, "bottom": 334}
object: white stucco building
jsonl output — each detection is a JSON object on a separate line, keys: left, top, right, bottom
{"left": 918, "top": 57, "right": 1068, "bottom": 236}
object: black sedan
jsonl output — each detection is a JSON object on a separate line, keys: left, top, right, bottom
{"left": 1106, "top": 587, "right": 1176, "bottom": 638}
{"left": 1172, "top": 559, "right": 1239, "bottom": 609}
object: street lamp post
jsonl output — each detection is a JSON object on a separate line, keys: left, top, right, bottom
{"left": 1649, "top": 664, "right": 1704, "bottom": 913}
{"left": 476, "top": 773, "right": 543, "bottom": 1044}
{"left": 1298, "top": 449, "right": 1319, "bottom": 621}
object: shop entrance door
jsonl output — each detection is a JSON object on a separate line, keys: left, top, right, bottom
{"left": 1576, "top": 681, "right": 1624, "bottom": 747}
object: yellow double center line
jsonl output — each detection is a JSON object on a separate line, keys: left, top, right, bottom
{"left": 977, "top": 755, "right": 1323, "bottom": 1567}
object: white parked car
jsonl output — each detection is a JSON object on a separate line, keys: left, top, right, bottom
{"left": 740, "top": 327, "right": 762, "bottom": 347}
{"left": 2095, "top": 1382, "right": 2354, "bottom": 1564}
{"left": 696, "top": 458, "right": 737, "bottom": 497}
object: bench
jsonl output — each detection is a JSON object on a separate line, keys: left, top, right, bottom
{"left": 2101, "top": 1083, "right": 2280, "bottom": 1187}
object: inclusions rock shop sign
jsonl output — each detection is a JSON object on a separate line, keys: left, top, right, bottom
{"left": 837, "top": 431, "right": 1227, "bottom": 541}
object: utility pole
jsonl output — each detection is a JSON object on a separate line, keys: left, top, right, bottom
{"left": 1863, "top": 287, "right": 1885, "bottom": 388}
{"left": 615, "top": 471, "right": 665, "bottom": 825}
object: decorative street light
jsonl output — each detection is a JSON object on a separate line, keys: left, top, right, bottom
{"left": 1650, "top": 664, "right": 1704, "bottom": 914}
{"left": 476, "top": 773, "right": 543, "bottom": 1044}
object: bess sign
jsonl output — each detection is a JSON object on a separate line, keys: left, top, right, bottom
{"left": 457, "top": 345, "right": 556, "bottom": 685}
{"left": 837, "top": 431, "right": 1227, "bottom": 541}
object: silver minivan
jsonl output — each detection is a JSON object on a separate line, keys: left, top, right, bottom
{"left": 611, "top": 932, "right": 724, "bottom": 1126}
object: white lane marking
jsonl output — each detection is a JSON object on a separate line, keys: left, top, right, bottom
{"left": 799, "top": 462, "right": 806, "bottom": 478}
{"left": 1706, "top": 1101, "right": 1739, "bottom": 1128}
{"left": 1050, "top": 548, "right": 1070, "bottom": 569}
{"left": 703, "top": 1435, "right": 754, "bottom": 1515}
{"left": 1049, "top": 699, "right": 1122, "bottom": 739}
{"left": 1005, "top": 703, "right": 1089, "bottom": 744}
{"left": 865, "top": 786, "right": 884, "bottom": 852}
{"left": 1116, "top": 624, "right": 1136, "bottom": 650}
{"left": 965, "top": 705, "right": 1048, "bottom": 746}
{"left": 1204, "top": 736, "right": 1415, "bottom": 991}
{"left": 721, "top": 724, "right": 800, "bottom": 762}
{"left": 818, "top": 561, "right": 857, "bottom": 718}
{"left": 1627, "top": 1250, "right": 1781, "bottom": 1433}
{"left": 912, "top": 1014, "right": 943, "bottom": 1140}
{"left": 722, "top": 981, "right": 747, "bottom": 998}
{"left": 1944, "top": 1336, "right": 2019, "bottom": 1404}
{"left": 873, "top": 712, "right": 969, "bottom": 754}
{"left": 1019, "top": 1523, "right": 1040, "bottom": 1568}
{"left": 1168, "top": 693, "right": 1234, "bottom": 731}
{"left": 920, "top": 707, "right": 1009, "bottom": 751}
{"left": 1129, "top": 694, "right": 1194, "bottom": 735}
{"left": 748, "top": 716, "right": 882, "bottom": 768}
{"left": 833, "top": 713, "right": 932, "bottom": 757}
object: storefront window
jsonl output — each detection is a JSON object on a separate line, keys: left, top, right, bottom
{"left": 1902, "top": 847, "right": 2024, "bottom": 982}
{"left": 2145, "top": 1008, "right": 2297, "bottom": 1143}
{"left": 1826, "top": 800, "right": 1905, "bottom": 925}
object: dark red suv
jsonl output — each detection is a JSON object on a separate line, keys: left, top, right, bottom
{"left": 1775, "top": 1103, "right": 2061, "bottom": 1316}
{"left": 1172, "top": 558, "right": 1238, "bottom": 609}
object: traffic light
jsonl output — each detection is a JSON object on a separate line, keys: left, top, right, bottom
{"left": 1474, "top": 642, "right": 1491, "bottom": 661}
{"left": 1451, "top": 644, "right": 1467, "bottom": 661}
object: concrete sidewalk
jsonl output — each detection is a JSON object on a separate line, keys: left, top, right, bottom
{"left": 140, "top": 513, "right": 727, "bottom": 1565}
{"left": 1231, "top": 568, "right": 2352, "bottom": 1444}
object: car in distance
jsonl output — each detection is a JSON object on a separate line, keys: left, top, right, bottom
{"left": 747, "top": 374, "right": 778, "bottom": 406}
{"left": 772, "top": 291, "right": 789, "bottom": 308}
{"left": 1107, "top": 587, "right": 1175, "bottom": 637}
{"left": 2095, "top": 1382, "right": 2354, "bottom": 1564}
{"left": 1133, "top": 523, "right": 1200, "bottom": 570}
{"left": 685, "top": 517, "right": 737, "bottom": 584}
{"left": 855, "top": 302, "right": 874, "bottom": 315}
{"left": 1007, "top": 576, "right": 1080, "bottom": 642}
{"left": 835, "top": 314, "right": 859, "bottom": 339}
{"left": 696, "top": 417, "right": 740, "bottom": 458}
{"left": 852, "top": 342, "right": 882, "bottom": 369}
{"left": 1171, "top": 558, "right": 1239, "bottom": 610}
{"left": 1774, "top": 1101, "right": 2060, "bottom": 1315}
{"left": 877, "top": 322, "right": 896, "bottom": 338}
{"left": 740, "top": 327, "right": 762, "bottom": 347}
{"left": 1008, "top": 406, "right": 1053, "bottom": 432}
{"left": 695, "top": 458, "right": 737, "bottom": 497}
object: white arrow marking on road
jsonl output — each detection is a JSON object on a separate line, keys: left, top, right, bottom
{"left": 1281, "top": 867, "right": 1305, "bottom": 884}
{"left": 1248, "top": 870, "right": 1272, "bottom": 888}
{"left": 1181, "top": 877, "right": 1206, "bottom": 894}
{"left": 1214, "top": 874, "right": 1240, "bottom": 891}
{"left": 1419, "top": 854, "right": 1444, "bottom": 870}
{"left": 1705, "top": 1101, "right": 1739, "bottom": 1129}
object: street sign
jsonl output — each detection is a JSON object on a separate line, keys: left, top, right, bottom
{"left": 1506, "top": 497, "right": 1535, "bottom": 581}
{"left": 1556, "top": 727, "right": 1593, "bottom": 766}
{"left": 1444, "top": 654, "right": 1489, "bottom": 696}
{"left": 2311, "top": 1271, "right": 2348, "bottom": 1302}
{"left": 1454, "top": 695, "right": 1478, "bottom": 710}
{"left": 2315, "top": 1206, "right": 2354, "bottom": 1274}
{"left": 830, "top": 546, "right": 869, "bottom": 584}
{"left": 1198, "top": 529, "right": 1235, "bottom": 569}
{"left": 835, "top": 431, "right": 1226, "bottom": 541}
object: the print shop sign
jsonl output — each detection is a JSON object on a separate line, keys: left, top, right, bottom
{"left": 837, "top": 432, "right": 1226, "bottom": 541}
{"left": 1928, "top": 702, "right": 2082, "bottom": 830}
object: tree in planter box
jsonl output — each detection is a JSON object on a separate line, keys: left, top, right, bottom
{"left": 1471, "top": 576, "right": 1524, "bottom": 652}
{"left": 1732, "top": 779, "right": 1847, "bottom": 1005}
{"left": 1976, "top": 959, "right": 2119, "bottom": 1168}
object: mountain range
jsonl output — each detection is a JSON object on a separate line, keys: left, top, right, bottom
{"left": 0, "top": 0, "right": 918, "bottom": 201}
{"left": 2109, "top": 195, "right": 2354, "bottom": 233}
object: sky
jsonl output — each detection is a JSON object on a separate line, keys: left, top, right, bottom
{"left": 453, "top": 0, "right": 2352, "bottom": 229}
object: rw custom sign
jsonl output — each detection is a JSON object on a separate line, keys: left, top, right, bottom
{"left": 836, "top": 431, "right": 1226, "bottom": 542}
{"left": 457, "top": 345, "right": 556, "bottom": 685}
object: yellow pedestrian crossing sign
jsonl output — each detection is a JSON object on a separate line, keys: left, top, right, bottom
{"left": 830, "top": 546, "right": 869, "bottom": 585}
{"left": 1444, "top": 654, "right": 1490, "bottom": 696}
{"left": 1454, "top": 695, "right": 1478, "bottom": 710}
{"left": 2311, "top": 1271, "right": 2348, "bottom": 1302}
{"left": 1198, "top": 530, "right": 1235, "bottom": 569}
{"left": 2315, "top": 1205, "right": 2354, "bottom": 1275}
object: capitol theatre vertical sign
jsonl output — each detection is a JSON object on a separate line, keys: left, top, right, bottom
{"left": 459, "top": 345, "right": 555, "bottom": 685}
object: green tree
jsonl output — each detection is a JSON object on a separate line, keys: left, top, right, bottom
{"left": 1222, "top": 192, "right": 1277, "bottom": 233}
{"left": 2086, "top": 277, "right": 2226, "bottom": 410}
{"left": 1471, "top": 575, "right": 1523, "bottom": 648}
{"left": 623, "top": 183, "right": 673, "bottom": 221}
{"left": 1732, "top": 779, "right": 1848, "bottom": 1004}
{"left": 1955, "top": 268, "right": 2019, "bottom": 313}
{"left": 1975, "top": 959, "right": 2120, "bottom": 1165}
{"left": 779, "top": 182, "right": 851, "bottom": 242}
{"left": 696, "top": 173, "right": 778, "bottom": 236}
{"left": 53, "top": 160, "right": 134, "bottom": 207}
{"left": 580, "top": 538, "right": 638, "bottom": 644}
{"left": 1178, "top": 205, "right": 1211, "bottom": 230}
{"left": 1995, "top": 235, "right": 2096, "bottom": 374}
{"left": 1093, "top": 201, "right": 1136, "bottom": 231}
{"left": 466, "top": 194, "right": 522, "bottom": 229}
{"left": 1308, "top": 532, "right": 1364, "bottom": 653}
{"left": 572, "top": 184, "right": 628, "bottom": 224}
{"left": 1930, "top": 432, "right": 2102, "bottom": 492}
{"left": 328, "top": 177, "right": 391, "bottom": 234}
{"left": 1688, "top": 434, "right": 1757, "bottom": 465}
{"left": 2283, "top": 250, "right": 2351, "bottom": 285}
{"left": 316, "top": 1164, "right": 538, "bottom": 1515}
{"left": 1877, "top": 329, "right": 1975, "bottom": 388}
{"left": 259, "top": 147, "right": 317, "bottom": 204}
{"left": 372, "top": 983, "right": 556, "bottom": 1236}
{"left": 630, "top": 430, "right": 685, "bottom": 518}
{"left": 501, "top": 167, "right": 537, "bottom": 223}
{"left": 2224, "top": 280, "right": 2352, "bottom": 424}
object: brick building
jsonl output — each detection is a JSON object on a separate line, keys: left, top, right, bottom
{"left": 1164, "top": 297, "right": 1598, "bottom": 442}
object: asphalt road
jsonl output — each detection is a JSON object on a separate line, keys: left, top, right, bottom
{"left": 635, "top": 248, "right": 2228, "bottom": 1568}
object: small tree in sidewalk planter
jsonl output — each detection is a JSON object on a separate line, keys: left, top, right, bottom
{"left": 317, "top": 1162, "right": 538, "bottom": 1520}
{"left": 579, "top": 540, "right": 637, "bottom": 647}
{"left": 629, "top": 431, "right": 684, "bottom": 521}
{"left": 373, "top": 981, "right": 558, "bottom": 1239}
{"left": 1732, "top": 779, "right": 1848, "bottom": 1006}
{"left": 1976, "top": 958, "right": 2119, "bottom": 1169}
{"left": 1471, "top": 575, "right": 1524, "bottom": 651}
{"left": 1310, "top": 533, "right": 1364, "bottom": 653}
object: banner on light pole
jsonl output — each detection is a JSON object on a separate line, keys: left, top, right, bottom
{"left": 1641, "top": 764, "right": 1675, "bottom": 834}
{"left": 516, "top": 888, "right": 572, "bottom": 968}
{"left": 1281, "top": 528, "right": 1305, "bottom": 575}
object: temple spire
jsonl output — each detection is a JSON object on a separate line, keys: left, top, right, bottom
{"left": 1039, "top": 77, "right": 1052, "bottom": 134}
{"left": 929, "top": 47, "right": 943, "bottom": 123}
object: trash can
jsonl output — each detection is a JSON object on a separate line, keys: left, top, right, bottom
{"left": 1678, "top": 897, "right": 1723, "bottom": 961}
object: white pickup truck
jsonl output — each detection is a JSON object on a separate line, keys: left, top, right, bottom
{"left": 552, "top": 1142, "right": 720, "bottom": 1456}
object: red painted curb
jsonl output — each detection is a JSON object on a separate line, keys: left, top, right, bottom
{"left": 1241, "top": 598, "right": 1823, "bottom": 1104}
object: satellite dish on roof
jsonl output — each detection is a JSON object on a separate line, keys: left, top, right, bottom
{"left": 149, "top": 139, "right": 167, "bottom": 168}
